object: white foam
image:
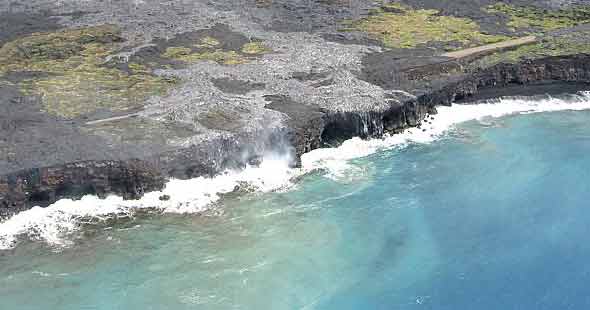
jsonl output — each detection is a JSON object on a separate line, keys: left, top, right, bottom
{"left": 1, "top": 92, "right": 590, "bottom": 249}
{"left": 0, "top": 154, "right": 297, "bottom": 249}
{"left": 302, "top": 92, "right": 590, "bottom": 172}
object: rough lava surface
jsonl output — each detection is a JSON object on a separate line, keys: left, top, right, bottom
{"left": 1, "top": 0, "right": 590, "bottom": 213}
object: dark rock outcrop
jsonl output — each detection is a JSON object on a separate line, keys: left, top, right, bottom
{"left": 288, "top": 54, "right": 590, "bottom": 157}
{"left": 422, "top": 54, "right": 590, "bottom": 106}
{"left": 0, "top": 160, "right": 165, "bottom": 218}
{"left": 1, "top": 54, "right": 589, "bottom": 214}
{"left": 264, "top": 95, "right": 326, "bottom": 159}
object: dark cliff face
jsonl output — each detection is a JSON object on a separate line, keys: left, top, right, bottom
{"left": 263, "top": 95, "right": 326, "bottom": 163}
{"left": 2, "top": 0, "right": 589, "bottom": 215}
{"left": 299, "top": 54, "right": 590, "bottom": 155}
{"left": 1, "top": 54, "right": 590, "bottom": 214}
{"left": 0, "top": 160, "right": 165, "bottom": 218}
{"left": 486, "top": 54, "right": 590, "bottom": 83}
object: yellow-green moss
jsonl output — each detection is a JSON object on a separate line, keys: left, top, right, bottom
{"left": 127, "top": 62, "right": 150, "bottom": 74}
{"left": 161, "top": 34, "right": 271, "bottom": 65}
{"left": 0, "top": 25, "right": 177, "bottom": 118}
{"left": 194, "top": 36, "right": 221, "bottom": 48}
{"left": 163, "top": 47, "right": 249, "bottom": 65}
{"left": 162, "top": 42, "right": 270, "bottom": 65}
{"left": 22, "top": 67, "right": 177, "bottom": 118}
{"left": 185, "top": 50, "right": 248, "bottom": 65}
{"left": 487, "top": 3, "right": 590, "bottom": 32}
{"left": 162, "top": 46, "right": 193, "bottom": 59}
{"left": 241, "top": 42, "right": 271, "bottom": 55}
{"left": 0, "top": 25, "right": 121, "bottom": 67}
{"left": 0, "top": 26, "right": 114, "bottom": 75}
{"left": 346, "top": 3, "right": 509, "bottom": 49}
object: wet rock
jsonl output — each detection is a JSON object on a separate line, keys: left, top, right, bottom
{"left": 247, "top": 156, "right": 263, "bottom": 167}
{"left": 0, "top": 160, "right": 165, "bottom": 218}
{"left": 1, "top": 0, "right": 590, "bottom": 216}
{"left": 263, "top": 95, "right": 325, "bottom": 161}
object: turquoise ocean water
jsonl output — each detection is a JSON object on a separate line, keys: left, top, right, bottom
{"left": 1, "top": 108, "right": 590, "bottom": 309}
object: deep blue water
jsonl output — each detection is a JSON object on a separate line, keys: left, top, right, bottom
{"left": 1, "top": 110, "right": 590, "bottom": 309}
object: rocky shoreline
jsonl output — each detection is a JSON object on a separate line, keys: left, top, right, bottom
{"left": 2, "top": 53, "right": 589, "bottom": 216}
{"left": 1, "top": 0, "right": 590, "bottom": 217}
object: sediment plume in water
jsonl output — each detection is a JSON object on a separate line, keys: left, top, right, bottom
{"left": 1, "top": 92, "right": 589, "bottom": 250}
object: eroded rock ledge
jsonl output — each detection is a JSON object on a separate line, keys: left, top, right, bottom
{"left": 299, "top": 54, "right": 590, "bottom": 153}
{"left": 0, "top": 160, "right": 165, "bottom": 217}
{"left": 1, "top": 53, "right": 589, "bottom": 217}
{"left": 2, "top": 0, "right": 590, "bottom": 217}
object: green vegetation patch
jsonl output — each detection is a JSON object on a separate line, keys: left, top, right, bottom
{"left": 194, "top": 36, "right": 221, "bottom": 48}
{"left": 0, "top": 25, "right": 177, "bottom": 118}
{"left": 161, "top": 40, "right": 270, "bottom": 65}
{"left": 344, "top": 3, "right": 509, "bottom": 49}
{"left": 0, "top": 24, "right": 271, "bottom": 118}
{"left": 468, "top": 32, "right": 590, "bottom": 70}
{"left": 162, "top": 47, "right": 248, "bottom": 65}
{"left": 241, "top": 42, "right": 271, "bottom": 55}
{"left": 487, "top": 3, "right": 590, "bottom": 32}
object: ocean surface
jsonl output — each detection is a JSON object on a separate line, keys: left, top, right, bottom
{"left": 2, "top": 94, "right": 590, "bottom": 309}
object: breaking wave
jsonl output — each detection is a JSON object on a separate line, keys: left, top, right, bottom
{"left": 0, "top": 155, "right": 298, "bottom": 249}
{"left": 302, "top": 92, "right": 590, "bottom": 176}
{"left": 1, "top": 91, "right": 589, "bottom": 249}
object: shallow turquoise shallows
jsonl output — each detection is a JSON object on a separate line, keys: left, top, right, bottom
{"left": 2, "top": 110, "right": 590, "bottom": 310}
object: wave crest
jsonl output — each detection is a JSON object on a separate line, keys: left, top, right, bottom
{"left": 1, "top": 91, "right": 590, "bottom": 249}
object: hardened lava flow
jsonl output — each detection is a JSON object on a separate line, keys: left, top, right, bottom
{"left": 1, "top": 0, "right": 590, "bottom": 215}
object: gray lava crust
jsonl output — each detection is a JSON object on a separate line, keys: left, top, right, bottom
{"left": 1, "top": 0, "right": 590, "bottom": 215}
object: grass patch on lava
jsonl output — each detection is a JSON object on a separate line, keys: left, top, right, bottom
{"left": 0, "top": 25, "right": 177, "bottom": 118}
{"left": 343, "top": 3, "right": 509, "bottom": 49}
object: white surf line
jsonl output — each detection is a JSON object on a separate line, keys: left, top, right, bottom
{"left": 1, "top": 92, "right": 590, "bottom": 250}
{"left": 0, "top": 155, "right": 298, "bottom": 249}
{"left": 301, "top": 92, "right": 590, "bottom": 175}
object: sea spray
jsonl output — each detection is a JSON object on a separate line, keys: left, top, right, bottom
{"left": 0, "top": 153, "right": 297, "bottom": 249}
{"left": 302, "top": 92, "right": 590, "bottom": 173}
{"left": 1, "top": 91, "right": 590, "bottom": 249}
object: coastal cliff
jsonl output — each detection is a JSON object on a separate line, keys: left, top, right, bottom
{"left": 1, "top": 0, "right": 590, "bottom": 215}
